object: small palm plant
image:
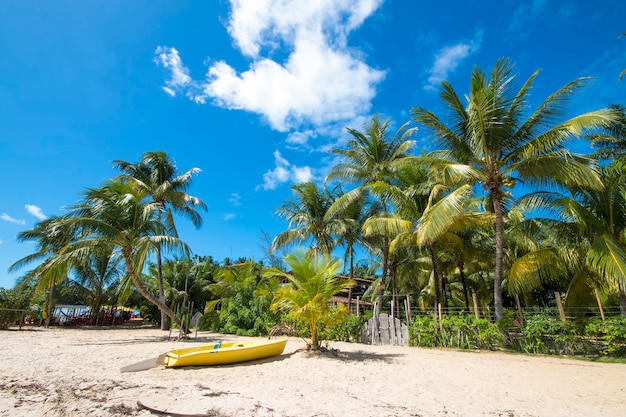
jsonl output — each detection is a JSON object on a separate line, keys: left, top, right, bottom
{"left": 264, "top": 249, "right": 355, "bottom": 350}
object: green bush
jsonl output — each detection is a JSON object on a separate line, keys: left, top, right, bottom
{"left": 0, "top": 288, "right": 33, "bottom": 329}
{"left": 324, "top": 314, "right": 367, "bottom": 342}
{"left": 584, "top": 316, "right": 626, "bottom": 356}
{"left": 408, "top": 313, "right": 502, "bottom": 350}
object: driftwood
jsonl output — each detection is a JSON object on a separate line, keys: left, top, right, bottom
{"left": 137, "top": 400, "right": 225, "bottom": 417}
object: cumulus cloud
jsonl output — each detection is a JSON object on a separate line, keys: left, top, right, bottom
{"left": 257, "top": 150, "right": 314, "bottom": 191}
{"left": 155, "top": 0, "right": 385, "bottom": 133}
{"left": 1, "top": 213, "right": 25, "bottom": 225}
{"left": 25, "top": 205, "right": 47, "bottom": 221}
{"left": 424, "top": 31, "right": 483, "bottom": 91}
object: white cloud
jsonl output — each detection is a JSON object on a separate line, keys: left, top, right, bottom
{"left": 154, "top": 46, "right": 193, "bottom": 98}
{"left": 25, "top": 205, "right": 47, "bottom": 221}
{"left": 224, "top": 213, "right": 236, "bottom": 221}
{"left": 424, "top": 31, "right": 483, "bottom": 91}
{"left": 155, "top": 0, "right": 385, "bottom": 134}
{"left": 257, "top": 150, "right": 314, "bottom": 191}
{"left": 1, "top": 213, "right": 25, "bottom": 225}
{"left": 229, "top": 193, "right": 242, "bottom": 206}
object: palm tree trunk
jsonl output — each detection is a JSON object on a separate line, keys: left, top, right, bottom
{"left": 428, "top": 243, "right": 441, "bottom": 317}
{"left": 493, "top": 195, "right": 505, "bottom": 322}
{"left": 44, "top": 281, "right": 55, "bottom": 328}
{"left": 347, "top": 244, "right": 354, "bottom": 313}
{"left": 457, "top": 259, "right": 470, "bottom": 313}
{"left": 157, "top": 246, "right": 170, "bottom": 331}
{"left": 376, "top": 237, "right": 390, "bottom": 318}
{"left": 123, "top": 250, "right": 182, "bottom": 329}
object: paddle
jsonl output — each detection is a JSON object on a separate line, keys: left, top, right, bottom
{"left": 120, "top": 353, "right": 166, "bottom": 372}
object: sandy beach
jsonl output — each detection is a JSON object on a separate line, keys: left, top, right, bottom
{"left": 1, "top": 324, "right": 624, "bottom": 417}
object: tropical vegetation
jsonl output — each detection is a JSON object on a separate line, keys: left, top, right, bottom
{"left": 3, "top": 56, "right": 626, "bottom": 357}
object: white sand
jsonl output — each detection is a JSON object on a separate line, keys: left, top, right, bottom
{"left": 1, "top": 324, "right": 625, "bottom": 417}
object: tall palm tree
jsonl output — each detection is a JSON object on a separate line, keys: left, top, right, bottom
{"left": 9, "top": 217, "right": 73, "bottom": 327}
{"left": 327, "top": 116, "right": 416, "bottom": 315}
{"left": 273, "top": 181, "right": 341, "bottom": 257}
{"left": 411, "top": 57, "right": 617, "bottom": 321}
{"left": 55, "top": 180, "right": 190, "bottom": 329}
{"left": 332, "top": 189, "right": 379, "bottom": 281}
{"left": 114, "top": 151, "right": 206, "bottom": 329}
{"left": 264, "top": 249, "right": 354, "bottom": 350}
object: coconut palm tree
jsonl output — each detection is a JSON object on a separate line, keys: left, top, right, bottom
{"left": 264, "top": 249, "right": 355, "bottom": 350}
{"left": 411, "top": 57, "right": 617, "bottom": 321}
{"left": 54, "top": 180, "right": 190, "bottom": 329}
{"left": 327, "top": 116, "right": 416, "bottom": 315}
{"left": 114, "top": 151, "right": 206, "bottom": 329}
{"left": 273, "top": 181, "right": 341, "bottom": 257}
{"left": 71, "top": 243, "right": 123, "bottom": 325}
{"left": 589, "top": 104, "right": 626, "bottom": 161}
{"left": 511, "top": 162, "right": 626, "bottom": 315}
{"left": 9, "top": 217, "right": 73, "bottom": 327}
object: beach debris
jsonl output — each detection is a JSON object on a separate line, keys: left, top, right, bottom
{"left": 136, "top": 400, "right": 225, "bottom": 417}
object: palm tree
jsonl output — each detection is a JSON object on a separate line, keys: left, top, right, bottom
{"left": 589, "top": 104, "right": 626, "bottom": 161}
{"left": 55, "top": 180, "right": 190, "bottom": 329}
{"left": 327, "top": 116, "right": 416, "bottom": 316}
{"left": 332, "top": 189, "right": 379, "bottom": 279}
{"left": 511, "top": 162, "right": 626, "bottom": 315}
{"left": 9, "top": 217, "right": 73, "bottom": 327}
{"left": 264, "top": 249, "right": 355, "bottom": 350}
{"left": 71, "top": 243, "right": 123, "bottom": 325}
{"left": 273, "top": 181, "right": 341, "bottom": 257}
{"left": 114, "top": 151, "right": 206, "bottom": 330}
{"left": 411, "top": 57, "right": 617, "bottom": 321}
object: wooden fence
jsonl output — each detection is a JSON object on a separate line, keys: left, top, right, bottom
{"left": 361, "top": 313, "right": 409, "bottom": 346}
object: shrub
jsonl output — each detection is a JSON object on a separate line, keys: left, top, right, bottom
{"left": 409, "top": 313, "right": 502, "bottom": 350}
{"left": 0, "top": 288, "right": 33, "bottom": 329}
{"left": 324, "top": 314, "right": 367, "bottom": 343}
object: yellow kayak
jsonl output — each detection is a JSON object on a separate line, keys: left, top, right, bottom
{"left": 158, "top": 339, "right": 288, "bottom": 367}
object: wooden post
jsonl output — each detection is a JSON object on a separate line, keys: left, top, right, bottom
{"left": 554, "top": 291, "right": 566, "bottom": 323}
{"left": 356, "top": 296, "right": 360, "bottom": 317}
{"left": 438, "top": 302, "right": 443, "bottom": 321}
{"left": 405, "top": 295, "right": 412, "bottom": 325}
{"left": 472, "top": 292, "right": 480, "bottom": 320}
{"left": 594, "top": 288, "right": 606, "bottom": 322}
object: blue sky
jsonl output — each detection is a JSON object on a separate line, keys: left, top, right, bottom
{"left": 1, "top": 0, "right": 624, "bottom": 289}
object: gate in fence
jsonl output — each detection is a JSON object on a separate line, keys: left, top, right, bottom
{"left": 361, "top": 313, "right": 409, "bottom": 346}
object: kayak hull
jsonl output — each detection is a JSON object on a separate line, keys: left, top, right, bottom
{"left": 159, "top": 339, "right": 288, "bottom": 367}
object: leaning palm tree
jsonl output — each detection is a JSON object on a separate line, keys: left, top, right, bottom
{"left": 264, "top": 249, "right": 354, "bottom": 350}
{"left": 114, "top": 151, "right": 206, "bottom": 329}
{"left": 411, "top": 57, "right": 617, "bottom": 321}
{"left": 55, "top": 180, "right": 190, "bottom": 329}
{"left": 327, "top": 116, "right": 416, "bottom": 315}
{"left": 273, "top": 181, "right": 341, "bottom": 257}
